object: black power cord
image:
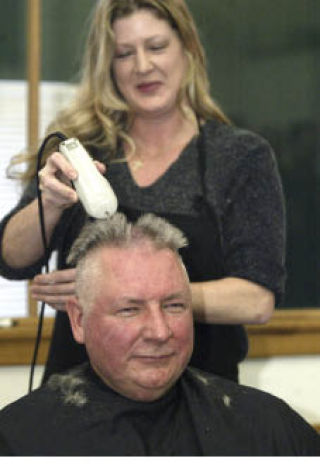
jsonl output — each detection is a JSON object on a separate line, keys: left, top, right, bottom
{"left": 28, "top": 131, "right": 68, "bottom": 393}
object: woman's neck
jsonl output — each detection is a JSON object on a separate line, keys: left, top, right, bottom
{"left": 129, "top": 110, "right": 198, "bottom": 156}
{"left": 125, "top": 110, "right": 199, "bottom": 187}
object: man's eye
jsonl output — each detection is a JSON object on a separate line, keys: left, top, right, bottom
{"left": 163, "top": 302, "right": 186, "bottom": 313}
{"left": 117, "top": 307, "right": 139, "bottom": 317}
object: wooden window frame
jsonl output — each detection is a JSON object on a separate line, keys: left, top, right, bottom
{"left": 1, "top": 308, "right": 320, "bottom": 365}
{"left": 1, "top": 309, "right": 320, "bottom": 435}
{"left": 247, "top": 308, "right": 320, "bottom": 357}
{"left": 1, "top": 311, "right": 320, "bottom": 435}
{"left": 2, "top": 0, "right": 320, "bottom": 366}
{"left": 2, "top": 1, "right": 320, "bottom": 363}
{"left": 1, "top": 0, "right": 320, "bottom": 434}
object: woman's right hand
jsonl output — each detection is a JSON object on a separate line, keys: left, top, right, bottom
{"left": 2, "top": 151, "right": 106, "bottom": 269}
{"left": 38, "top": 152, "right": 79, "bottom": 211}
{"left": 38, "top": 152, "right": 107, "bottom": 211}
{"left": 1, "top": 153, "right": 76, "bottom": 269}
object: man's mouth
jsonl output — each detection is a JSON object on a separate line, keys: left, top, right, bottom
{"left": 133, "top": 353, "right": 174, "bottom": 362}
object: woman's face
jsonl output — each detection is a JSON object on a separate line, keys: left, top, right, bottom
{"left": 112, "top": 9, "right": 188, "bottom": 119}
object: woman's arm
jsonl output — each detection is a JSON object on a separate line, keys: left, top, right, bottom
{"left": 2, "top": 198, "right": 63, "bottom": 268}
{"left": 2, "top": 152, "right": 107, "bottom": 271}
{"left": 1, "top": 153, "right": 107, "bottom": 306}
{"left": 2, "top": 152, "right": 78, "bottom": 269}
{"left": 29, "top": 259, "right": 275, "bottom": 319}
{"left": 196, "top": 129, "right": 285, "bottom": 325}
{"left": 191, "top": 277, "right": 274, "bottom": 325}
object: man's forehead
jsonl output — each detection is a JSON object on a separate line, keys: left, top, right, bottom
{"left": 114, "top": 291, "right": 189, "bottom": 305}
{"left": 92, "top": 244, "right": 188, "bottom": 293}
{"left": 97, "top": 243, "right": 177, "bottom": 266}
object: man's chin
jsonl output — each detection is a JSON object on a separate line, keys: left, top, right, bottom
{"left": 130, "top": 370, "right": 178, "bottom": 401}
{"left": 128, "top": 383, "right": 172, "bottom": 402}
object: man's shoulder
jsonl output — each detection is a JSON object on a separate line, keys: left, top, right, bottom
{"left": 184, "top": 366, "right": 295, "bottom": 412}
{"left": 1, "top": 365, "right": 86, "bottom": 420}
{"left": 183, "top": 367, "right": 314, "bottom": 431}
{"left": 0, "top": 364, "right": 94, "bottom": 455}
{"left": 183, "top": 367, "right": 320, "bottom": 454}
{"left": 1, "top": 382, "right": 57, "bottom": 418}
{"left": 0, "top": 380, "right": 61, "bottom": 453}
{"left": 184, "top": 366, "right": 273, "bottom": 406}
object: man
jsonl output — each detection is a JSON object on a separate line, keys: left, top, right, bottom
{"left": 0, "top": 213, "right": 319, "bottom": 456}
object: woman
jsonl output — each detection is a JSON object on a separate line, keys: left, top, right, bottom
{"left": 0, "top": 0, "right": 285, "bottom": 382}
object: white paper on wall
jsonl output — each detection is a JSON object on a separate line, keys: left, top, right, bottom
{"left": 0, "top": 80, "right": 75, "bottom": 319}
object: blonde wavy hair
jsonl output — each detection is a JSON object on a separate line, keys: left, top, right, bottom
{"left": 9, "top": 0, "right": 230, "bottom": 182}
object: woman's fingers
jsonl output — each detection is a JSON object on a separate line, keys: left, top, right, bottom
{"left": 38, "top": 152, "right": 79, "bottom": 207}
{"left": 30, "top": 269, "right": 76, "bottom": 311}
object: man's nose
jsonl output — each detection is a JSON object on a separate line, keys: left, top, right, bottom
{"left": 135, "top": 49, "right": 153, "bottom": 74}
{"left": 143, "top": 306, "right": 173, "bottom": 342}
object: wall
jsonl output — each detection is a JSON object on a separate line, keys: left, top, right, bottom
{"left": 1, "top": 356, "right": 320, "bottom": 426}
{"left": 240, "top": 355, "right": 320, "bottom": 425}
{"left": 0, "top": 81, "right": 75, "bottom": 319}
{"left": 0, "top": 365, "right": 43, "bottom": 409}
{"left": 1, "top": 1, "right": 320, "bottom": 311}
{"left": 0, "top": 0, "right": 320, "bottom": 431}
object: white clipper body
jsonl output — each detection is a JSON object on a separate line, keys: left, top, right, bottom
{"left": 59, "top": 138, "right": 118, "bottom": 219}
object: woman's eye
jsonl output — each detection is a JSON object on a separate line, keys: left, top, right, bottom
{"left": 150, "top": 43, "right": 167, "bottom": 52}
{"left": 114, "top": 50, "right": 133, "bottom": 59}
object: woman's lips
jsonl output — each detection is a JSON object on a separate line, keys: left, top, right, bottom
{"left": 137, "top": 82, "right": 162, "bottom": 93}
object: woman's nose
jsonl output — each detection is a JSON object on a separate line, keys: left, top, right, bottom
{"left": 135, "top": 49, "right": 153, "bottom": 74}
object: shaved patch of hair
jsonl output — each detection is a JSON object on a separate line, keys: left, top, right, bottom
{"left": 67, "top": 212, "right": 188, "bottom": 266}
{"left": 67, "top": 213, "right": 189, "bottom": 308}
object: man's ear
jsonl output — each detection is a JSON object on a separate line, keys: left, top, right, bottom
{"left": 66, "top": 296, "right": 85, "bottom": 344}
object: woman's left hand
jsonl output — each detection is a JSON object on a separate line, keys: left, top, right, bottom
{"left": 30, "top": 268, "right": 76, "bottom": 312}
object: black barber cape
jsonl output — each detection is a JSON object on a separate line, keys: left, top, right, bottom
{"left": 0, "top": 363, "right": 319, "bottom": 456}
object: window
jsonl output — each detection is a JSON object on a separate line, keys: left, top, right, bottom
{"left": 0, "top": 0, "right": 320, "bottom": 363}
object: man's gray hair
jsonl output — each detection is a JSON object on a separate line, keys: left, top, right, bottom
{"left": 67, "top": 212, "right": 188, "bottom": 266}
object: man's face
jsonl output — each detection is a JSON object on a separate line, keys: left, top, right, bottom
{"left": 69, "top": 243, "right": 193, "bottom": 402}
